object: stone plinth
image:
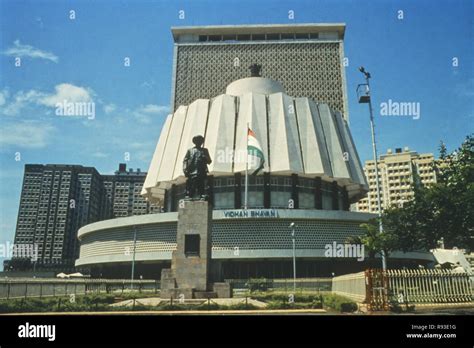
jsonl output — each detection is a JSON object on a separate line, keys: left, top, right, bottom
{"left": 160, "top": 200, "right": 212, "bottom": 298}
{"left": 213, "top": 283, "right": 232, "bottom": 298}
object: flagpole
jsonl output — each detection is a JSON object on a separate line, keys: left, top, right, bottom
{"left": 244, "top": 122, "right": 249, "bottom": 210}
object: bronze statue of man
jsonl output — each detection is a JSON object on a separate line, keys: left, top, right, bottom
{"left": 183, "top": 135, "right": 212, "bottom": 200}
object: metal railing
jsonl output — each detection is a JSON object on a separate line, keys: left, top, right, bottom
{"left": 330, "top": 269, "right": 474, "bottom": 309}
{"left": 225, "top": 277, "right": 332, "bottom": 295}
{"left": 0, "top": 278, "right": 160, "bottom": 300}
{"left": 386, "top": 269, "right": 473, "bottom": 304}
{"left": 331, "top": 271, "right": 366, "bottom": 302}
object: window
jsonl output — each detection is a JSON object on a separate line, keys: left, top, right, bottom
{"left": 281, "top": 33, "right": 295, "bottom": 40}
{"left": 252, "top": 34, "right": 265, "bottom": 40}
{"left": 266, "top": 33, "right": 279, "bottom": 40}
{"left": 223, "top": 35, "right": 237, "bottom": 41}
{"left": 184, "top": 234, "right": 200, "bottom": 256}
{"left": 237, "top": 34, "right": 250, "bottom": 41}
{"left": 208, "top": 35, "right": 221, "bottom": 42}
{"left": 295, "top": 33, "right": 309, "bottom": 39}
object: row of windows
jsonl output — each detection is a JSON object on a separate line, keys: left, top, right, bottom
{"left": 213, "top": 176, "right": 329, "bottom": 189}
{"left": 196, "top": 32, "right": 333, "bottom": 42}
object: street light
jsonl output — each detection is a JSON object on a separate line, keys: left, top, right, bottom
{"left": 130, "top": 225, "right": 138, "bottom": 290}
{"left": 357, "top": 66, "right": 387, "bottom": 271}
{"left": 289, "top": 222, "right": 297, "bottom": 292}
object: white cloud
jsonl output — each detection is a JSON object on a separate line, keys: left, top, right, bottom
{"left": 103, "top": 103, "right": 116, "bottom": 114}
{"left": 0, "top": 84, "right": 95, "bottom": 116}
{"left": 128, "top": 142, "right": 153, "bottom": 150}
{"left": 1, "top": 89, "right": 45, "bottom": 116}
{"left": 136, "top": 150, "right": 152, "bottom": 163}
{"left": 134, "top": 113, "right": 152, "bottom": 124}
{"left": 3, "top": 40, "right": 58, "bottom": 63}
{"left": 132, "top": 104, "right": 169, "bottom": 124}
{"left": 92, "top": 151, "right": 109, "bottom": 158}
{"left": 39, "top": 83, "right": 94, "bottom": 107}
{"left": 140, "top": 80, "right": 156, "bottom": 89}
{"left": 36, "top": 17, "right": 44, "bottom": 29}
{"left": 137, "top": 104, "right": 169, "bottom": 114}
{"left": 0, "top": 121, "right": 56, "bottom": 148}
{"left": 0, "top": 89, "right": 8, "bottom": 106}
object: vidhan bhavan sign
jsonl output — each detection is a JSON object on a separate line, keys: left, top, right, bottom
{"left": 222, "top": 209, "right": 278, "bottom": 218}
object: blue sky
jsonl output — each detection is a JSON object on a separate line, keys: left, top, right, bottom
{"left": 0, "top": 0, "right": 473, "bottom": 268}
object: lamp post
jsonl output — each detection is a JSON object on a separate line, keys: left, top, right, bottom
{"left": 357, "top": 67, "right": 387, "bottom": 271}
{"left": 130, "top": 225, "right": 138, "bottom": 290}
{"left": 289, "top": 222, "right": 297, "bottom": 292}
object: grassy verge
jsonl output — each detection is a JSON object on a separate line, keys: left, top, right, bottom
{"left": 0, "top": 292, "right": 358, "bottom": 313}
{"left": 243, "top": 291, "right": 358, "bottom": 312}
{"left": 0, "top": 295, "right": 260, "bottom": 313}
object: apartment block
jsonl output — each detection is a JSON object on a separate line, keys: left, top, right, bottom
{"left": 355, "top": 147, "right": 439, "bottom": 213}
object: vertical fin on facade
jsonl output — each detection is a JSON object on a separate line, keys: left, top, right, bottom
{"left": 157, "top": 105, "right": 188, "bottom": 183}
{"left": 206, "top": 95, "right": 236, "bottom": 174}
{"left": 317, "top": 103, "right": 350, "bottom": 179}
{"left": 172, "top": 100, "right": 209, "bottom": 181}
{"left": 268, "top": 93, "right": 303, "bottom": 174}
{"left": 142, "top": 114, "right": 173, "bottom": 196}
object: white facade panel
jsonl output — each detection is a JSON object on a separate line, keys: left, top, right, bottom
{"left": 308, "top": 99, "right": 333, "bottom": 177}
{"left": 142, "top": 114, "right": 172, "bottom": 196}
{"left": 206, "top": 94, "right": 236, "bottom": 174}
{"left": 333, "top": 111, "right": 367, "bottom": 186}
{"left": 172, "top": 99, "right": 209, "bottom": 180}
{"left": 295, "top": 98, "right": 330, "bottom": 176}
{"left": 156, "top": 105, "right": 188, "bottom": 183}
{"left": 317, "top": 103, "right": 350, "bottom": 179}
{"left": 268, "top": 93, "right": 303, "bottom": 174}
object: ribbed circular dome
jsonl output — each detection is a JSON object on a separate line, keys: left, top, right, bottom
{"left": 142, "top": 77, "right": 368, "bottom": 204}
{"left": 226, "top": 77, "right": 285, "bottom": 96}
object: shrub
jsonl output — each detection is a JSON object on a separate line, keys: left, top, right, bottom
{"left": 265, "top": 300, "right": 323, "bottom": 310}
{"left": 195, "top": 302, "right": 220, "bottom": 311}
{"left": 157, "top": 303, "right": 191, "bottom": 311}
{"left": 251, "top": 292, "right": 323, "bottom": 304}
{"left": 82, "top": 294, "right": 115, "bottom": 305}
{"left": 0, "top": 294, "right": 119, "bottom": 313}
{"left": 322, "top": 294, "right": 358, "bottom": 313}
{"left": 246, "top": 278, "right": 272, "bottom": 292}
{"left": 227, "top": 303, "right": 258, "bottom": 310}
{"left": 340, "top": 302, "right": 358, "bottom": 312}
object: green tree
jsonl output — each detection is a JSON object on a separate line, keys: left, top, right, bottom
{"left": 430, "top": 134, "right": 474, "bottom": 249}
{"left": 379, "top": 134, "right": 473, "bottom": 251}
{"left": 356, "top": 134, "right": 473, "bottom": 259}
{"left": 359, "top": 219, "right": 399, "bottom": 262}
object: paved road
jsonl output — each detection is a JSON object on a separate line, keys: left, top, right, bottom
{"left": 408, "top": 306, "right": 474, "bottom": 315}
{"left": 2, "top": 306, "right": 472, "bottom": 316}
{"left": 1, "top": 309, "right": 328, "bottom": 315}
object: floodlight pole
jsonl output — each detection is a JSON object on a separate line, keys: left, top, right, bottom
{"left": 359, "top": 67, "right": 387, "bottom": 271}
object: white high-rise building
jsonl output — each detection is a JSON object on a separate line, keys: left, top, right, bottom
{"left": 354, "top": 147, "right": 440, "bottom": 213}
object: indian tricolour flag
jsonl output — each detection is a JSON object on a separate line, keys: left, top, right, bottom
{"left": 247, "top": 128, "right": 265, "bottom": 175}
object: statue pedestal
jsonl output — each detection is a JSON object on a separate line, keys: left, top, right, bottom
{"left": 161, "top": 200, "right": 216, "bottom": 299}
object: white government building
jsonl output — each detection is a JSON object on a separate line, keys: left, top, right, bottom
{"left": 75, "top": 24, "right": 434, "bottom": 279}
{"left": 76, "top": 75, "right": 434, "bottom": 279}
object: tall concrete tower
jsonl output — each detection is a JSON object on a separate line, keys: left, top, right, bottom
{"left": 170, "top": 23, "right": 349, "bottom": 120}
